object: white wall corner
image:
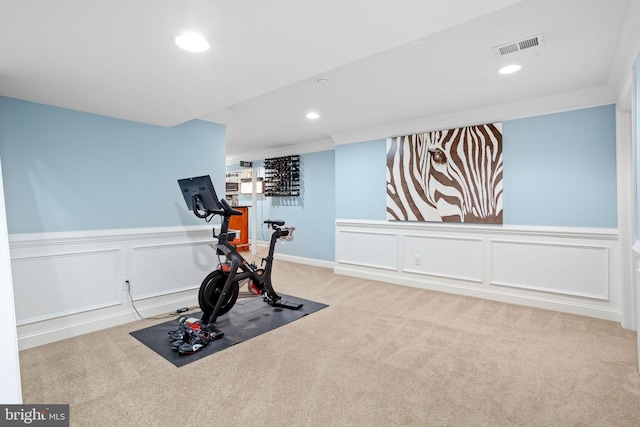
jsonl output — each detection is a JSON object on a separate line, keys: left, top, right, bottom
{"left": 0, "top": 159, "right": 22, "bottom": 403}
{"left": 616, "top": 110, "right": 636, "bottom": 330}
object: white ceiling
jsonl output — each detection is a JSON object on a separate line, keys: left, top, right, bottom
{"left": 0, "top": 0, "right": 634, "bottom": 163}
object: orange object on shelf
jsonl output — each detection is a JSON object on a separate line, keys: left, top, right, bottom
{"left": 228, "top": 206, "right": 250, "bottom": 252}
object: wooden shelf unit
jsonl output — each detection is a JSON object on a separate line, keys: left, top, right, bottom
{"left": 228, "top": 206, "right": 250, "bottom": 252}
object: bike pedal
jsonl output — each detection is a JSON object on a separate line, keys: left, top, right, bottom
{"left": 273, "top": 301, "right": 304, "bottom": 310}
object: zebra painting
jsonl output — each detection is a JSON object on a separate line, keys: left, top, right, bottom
{"left": 386, "top": 123, "right": 503, "bottom": 224}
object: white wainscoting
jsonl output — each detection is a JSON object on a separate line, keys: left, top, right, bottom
{"left": 336, "top": 220, "right": 622, "bottom": 322}
{"left": 9, "top": 226, "right": 219, "bottom": 350}
{"left": 9, "top": 222, "right": 626, "bottom": 349}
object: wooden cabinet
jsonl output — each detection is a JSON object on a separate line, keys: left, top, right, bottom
{"left": 228, "top": 206, "right": 250, "bottom": 251}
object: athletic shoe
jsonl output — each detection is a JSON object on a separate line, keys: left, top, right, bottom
{"left": 178, "top": 328, "right": 211, "bottom": 354}
{"left": 168, "top": 317, "right": 200, "bottom": 341}
{"left": 171, "top": 339, "right": 184, "bottom": 351}
{"left": 167, "top": 316, "right": 187, "bottom": 341}
{"left": 168, "top": 326, "right": 187, "bottom": 342}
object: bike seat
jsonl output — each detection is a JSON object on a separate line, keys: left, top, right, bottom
{"left": 264, "top": 219, "right": 285, "bottom": 226}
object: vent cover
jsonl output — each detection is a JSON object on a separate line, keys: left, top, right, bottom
{"left": 493, "top": 34, "right": 544, "bottom": 56}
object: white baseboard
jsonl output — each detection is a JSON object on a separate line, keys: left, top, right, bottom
{"left": 255, "top": 240, "right": 335, "bottom": 269}
{"left": 335, "top": 264, "right": 621, "bottom": 322}
{"left": 275, "top": 253, "right": 335, "bottom": 269}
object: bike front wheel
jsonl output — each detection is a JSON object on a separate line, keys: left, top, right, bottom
{"left": 198, "top": 269, "right": 239, "bottom": 316}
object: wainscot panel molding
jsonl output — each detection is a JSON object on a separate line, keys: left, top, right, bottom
{"left": 9, "top": 225, "right": 219, "bottom": 349}
{"left": 12, "top": 249, "right": 123, "bottom": 325}
{"left": 336, "top": 220, "right": 622, "bottom": 323}
{"left": 489, "top": 240, "right": 610, "bottom": 300}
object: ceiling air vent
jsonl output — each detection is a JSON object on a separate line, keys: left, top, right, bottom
{"left": 493, "top": 34, "right": 544, "bottom": 57}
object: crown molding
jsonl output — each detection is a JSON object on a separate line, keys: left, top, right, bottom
{"left": 331, "top": 85, "right": 617, "bottom": 145}
{"left": 616, "top": 74, "right": 633, "bottom": 113}
{"left": 226, "top": 138, "right": 334, "bottom": 165}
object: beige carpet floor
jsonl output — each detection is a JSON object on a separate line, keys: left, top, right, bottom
{"left": 18, "top": 254, "right": 640, "bottom": 426}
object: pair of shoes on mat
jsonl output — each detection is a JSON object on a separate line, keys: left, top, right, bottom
{"left": 168, "top": 317, "right": 202, "bottom": 352}
{"left": 168, "top": 317, "right": 224, "bottom": 354}
{"left": 178, "top": 328, "right": 212, "bottom": 355}
{"left": 168, "top": 317, "right": 199, "bottom": 342}
{"left": 178, "top": 325, "right": 226, "bottom": 354}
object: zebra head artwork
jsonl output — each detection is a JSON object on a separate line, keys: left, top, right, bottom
{"left": 386, "top": 123, "right": 503, "bottom": 224}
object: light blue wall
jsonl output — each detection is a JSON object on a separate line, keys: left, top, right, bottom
{"left": 335, "top": 139, "right": 387, "bottom": 219}
{"left": 502, "top": 104, "right": 617, "bottom": 227}
{"left": 259, "top": 150, "right": 335, "bottom": 262}
{"left": 335, "top": 105, "right": 618, "bottom": 228}
{"left": 0, "top": 95, "right": 619, "bottom": 259}
{"left": 0, "top": 97, "right": 226, "bottom": 233}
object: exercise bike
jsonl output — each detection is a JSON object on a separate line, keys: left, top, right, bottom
{"left": 178, "top": 175, "right": 303, "bottom": 340}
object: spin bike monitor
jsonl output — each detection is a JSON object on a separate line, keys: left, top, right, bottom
{"left": 178, "top": 175, "right": 222, "bottom": 213}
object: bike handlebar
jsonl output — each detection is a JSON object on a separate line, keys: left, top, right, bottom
{"left": 191, "top": 195, "right": 243, "bottom": 220}
{"left": 219, "top": 199, "right": 243, "bottom": 216}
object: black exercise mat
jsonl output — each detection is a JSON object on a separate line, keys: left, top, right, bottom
{"left": 130, "top": 294, "right": 327, "bottom": 367}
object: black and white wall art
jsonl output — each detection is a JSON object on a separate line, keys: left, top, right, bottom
{"left": 386, "top": 123, "right": 503, "bottom": 224}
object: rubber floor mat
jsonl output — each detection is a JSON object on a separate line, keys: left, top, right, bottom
{"left": 130, "top": 294, "right": 327, "bottom": 367}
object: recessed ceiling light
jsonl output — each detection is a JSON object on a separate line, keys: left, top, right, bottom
{"left": 175, "top": 32, "right": 210, "bottom": 53}
{"left": 499, "top": 64, "right": 522, "bottom": 75}
{"left": 306, "top": 112, "right": 320, "bottom": 120}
